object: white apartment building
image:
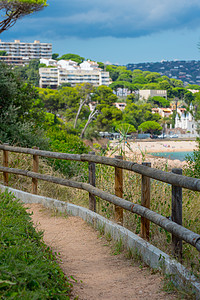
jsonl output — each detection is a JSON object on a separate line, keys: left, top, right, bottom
{"left": 39, "top": 67, "right": 58, "bottom": 89}
{"left": 0, "top": 40, "right": 52, "bottom": 59}
{"left": 39, "top": 59, "right": 110, "bottom": 88}
{"left": 0, "top": 55, "right": 30, "bottom": 65}
{"left": 139, "top": 89, "right": 167, "bottom": 100}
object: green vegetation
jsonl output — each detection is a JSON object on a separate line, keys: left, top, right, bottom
{"left": 0, "top": 51, "right": 7, "bottom": 56}
{"left": 0, "top": 190, "right": 72, "bottom": 299}
{"left": 15, "top": 59, "right": 41, "bottom": 87}
{"left": 0, "top": 63, "right": 48, "bottom": 148}
{"left": 47, "top": 128, "right": 89, "bottom": 178}
{"left": 7, "top": 50, "right": 200, "bottom": 141}
{"left": 138, "top": 121, "right": 162, "bottom": 134}
{"left": 57, "top": 54, "right": 85, "bottom": 64}
{"left": 0, "top": 0, "right": 47, "bottom": 34}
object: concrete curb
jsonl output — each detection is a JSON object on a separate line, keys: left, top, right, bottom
{"left": 1, "top": 185, "right": 199, "bottom": 299}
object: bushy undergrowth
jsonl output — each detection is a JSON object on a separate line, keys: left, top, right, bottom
{"left": 47, "top": 129, "right": 90, "bottom": 179}
{"left": 0, "top": 190, "right": 72, "bottom": 299}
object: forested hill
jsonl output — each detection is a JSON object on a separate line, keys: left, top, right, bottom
{"left": 126, "top": 60, "right": 200, "bottom": 86}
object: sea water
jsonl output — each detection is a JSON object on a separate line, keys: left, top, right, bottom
{"left": 150, "top": 151, "right": 193, "bottom": 161}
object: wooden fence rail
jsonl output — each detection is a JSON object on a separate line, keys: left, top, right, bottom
{"left": 0, "top": 165, "right": 200, "bottom": 253}
{"left": 1, "top": 144, "right": 200, "bottom": 258}
{"left": 1, "top": 144, "right": 200, "bottom": 191}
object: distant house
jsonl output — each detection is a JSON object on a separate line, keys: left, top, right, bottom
{"left": 187, "top": 89, "right": 200, "bottom": 94}
{"left": 113, "top": 103, "right": 127, "bottom": 111}
{"left": 139, "top": 90, "right": 167, "bottom": 100}
{"left": 152, "top": 107, "right": 172, "bottom": 118}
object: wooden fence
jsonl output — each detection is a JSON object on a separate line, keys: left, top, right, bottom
{"left": 0, "top": 144, "right": 200, "bottom": 261}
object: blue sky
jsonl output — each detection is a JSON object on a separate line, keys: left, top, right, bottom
{"left": 2, "top": 0, "right": 200, "bottom": 65}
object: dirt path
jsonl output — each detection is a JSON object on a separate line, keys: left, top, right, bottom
{"left": 26, "top": 203, "right": 177, "bottom": 300}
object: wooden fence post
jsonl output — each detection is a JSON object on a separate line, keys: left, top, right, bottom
{"left": 3, "top": 143, "right": 9, "bottom": 186}
{"left": 115, "top": 155, "right": 123, "bottom": 225}
{"left": 141, "top": 162, "right": 151, "bottom": 240}
{"left": 172, "top": 168, "right": 182, "bottom": 260}
{"left": 89, "top": 151, "right": 96, "bottom": 212}
{"left": 32, "top": 147, "right": 39, "bottom": 194}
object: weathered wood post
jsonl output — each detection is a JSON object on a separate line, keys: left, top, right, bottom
{"left": 114, "top": 155, "right": 123, "bottom": 225}
{"left": 88, "top": 151, "right": 96, "bottom": 212}
{"left": 32, "top": 147, "right": 39, "bottom": 194}
{"left": 172, "top": 168, "right": 183, "bottom": 260}
{"left": 3, "top": 143, "right": 9, "bottom": 186}
{"left": 141, "top": 162, "right": 151, "bottom": 240}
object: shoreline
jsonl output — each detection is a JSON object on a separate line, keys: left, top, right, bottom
{"left": 116, "top": 140, "right": 198, "bottom": 154}
{"left": 109, "top": 140, "right": 198, "bottom": 170}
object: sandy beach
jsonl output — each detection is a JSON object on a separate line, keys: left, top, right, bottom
{"left": 125, "top": 140, "right": 198, "bottom": 154}
{"left": 109, "top": 140, "right": 198, "bottom": 170}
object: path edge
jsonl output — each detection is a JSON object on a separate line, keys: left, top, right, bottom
{"left": 0, "top": 184, "right": 199, "bottom": 299}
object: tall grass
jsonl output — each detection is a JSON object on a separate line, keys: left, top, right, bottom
{"left": 0, "top": 149, "right": 199, "bottom": 277}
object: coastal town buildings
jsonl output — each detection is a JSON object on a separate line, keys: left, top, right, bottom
{"left": 152, "top": 105, "right": 198, "bottom": 137}
{"left": 39, "top": 59, "right": 110, "bottom": 88}
{"left": 0, "top": 40, "right": 52, "bottom": 64}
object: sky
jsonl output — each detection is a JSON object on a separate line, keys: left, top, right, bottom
{"left": 2, "top": 0, "right": 200, "bottom": 65}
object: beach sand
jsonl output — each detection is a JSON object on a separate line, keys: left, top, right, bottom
{"left": 109, "top": 140, "right": 198, "bottom": 170}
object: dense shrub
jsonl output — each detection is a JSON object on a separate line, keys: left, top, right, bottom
{"left": 185, "top": 139, "right": 200, "bottom": 178}
{"left": 47, "top": 128, "right": 90, "bottom": 178}
{"left": 0, "top": 190, "right": 72, "bottom": 299}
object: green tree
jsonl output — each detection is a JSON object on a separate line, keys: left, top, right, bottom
{"left": 115, "top": 122, "right": 136, "bottom": 134}
{"left": 95, "top": 105, "right": 122, "bottom": 132}
{"left": 0, "top": 63, "right": 47, "bottom": 147}
{"left": 15, "top": 59, "right": 40, "bottom": 86}
{"left": 123, "top": 103, "right": 160, "bottom": 129}
{"left": 94, "top": 85, "right": 118, "bottom": 106}
{"left": 138, "top": 121, "right": 162, "bottom": 134}
{"left": 105, "top": 65, "right": 121, "bottom": 81}
{"left": 148, "top": 96, "right": 170, "bottom": 108}
{"left": 0, "top": 50, "right": 7, "bottom": 56}
{"left": 58, "top": 53, "right": 84, "bottom": 64}
{"left": 117, "top": 70, "right": 132, "bottom": 82}
{"left": 52, "top": 53, "right": 59, "bottom": 60}
{"left": 145, "top": 72, "right": 161, "bottom": 83}
{"left": 97, "top": 61, "right": 105, "bottom": 70}
{"left": 0, "top": 0, "right": 47, "bottom": 34}
{"left": 186, "top": 84, "right": 200, "bottom": 90}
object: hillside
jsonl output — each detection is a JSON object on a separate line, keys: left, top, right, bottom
{"left": 126, "top": 60, "right": 200, "bottom": 86}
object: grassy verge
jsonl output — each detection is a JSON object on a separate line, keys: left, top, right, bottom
{"left": 0, "top": 150, "right": 199, "bottom": 278}
{"left": 0, "top": 190, "right": 72, "bottom": 299}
